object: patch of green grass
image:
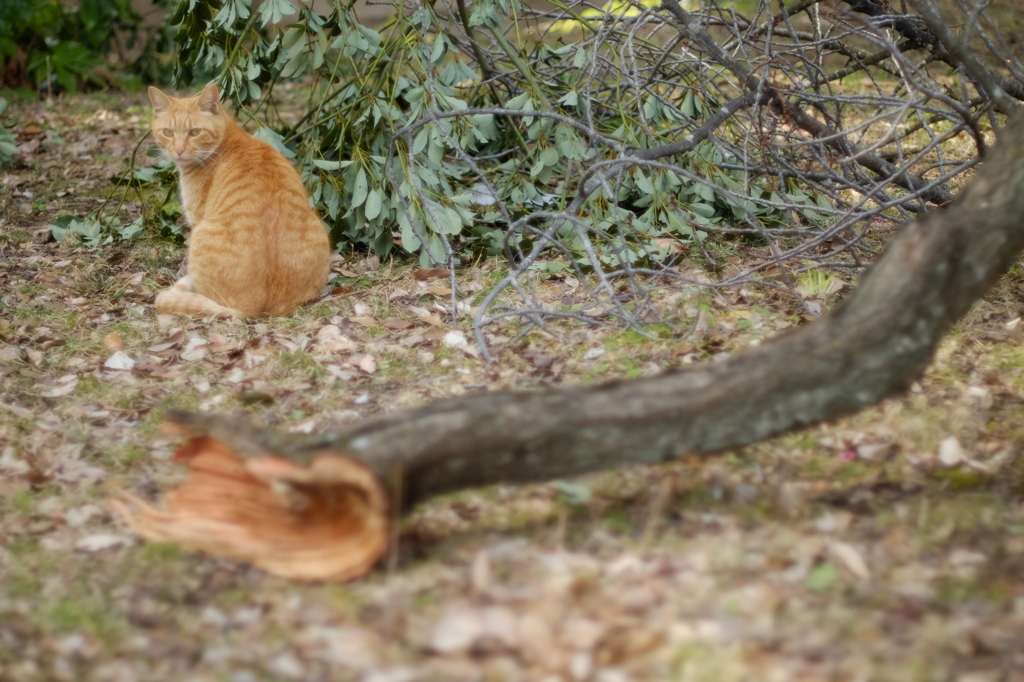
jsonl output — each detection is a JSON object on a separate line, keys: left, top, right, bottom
{"left": 9, "top": 488, "right": 37, "bottom": 516}
{"left": 930, "top": 469, "right": 993, "bottom": 492}
{"left": 805, "top": 561, "right": 840, "bottom": 593}
{"left": 275, "top": 351, "right": 326, "bottom": 377}
{"left": 137, "top": 542, "right": 185, "bottom": 563}
{"left": 113, "top": 390, "right": 143, "bottom": 411}
{"left": 671, "top": 642, "right": 744, "bottom": 682}
{"left": 35, "top": 593, "right": 127, "bottom": 643}
{"left": 74, "top": 374, "right": 105, "bottom": 397}
{"left": 0, "top": 228, "right": 32, "bottom": 245}
{"left": 601, "top": 505, "right": 634, "bottom": 534}
{"left": 7, "top": 535, "right": 40, "bottom": 556}
{"left": 932, "top": 577, "right": 1013, "bottom": 607}
{"left": 101, "top": 444, "right": 149, "bottom": 468}
{"left": 833, "top": 460, "right": 875, "bottom": 483}
{"left": 5, "top": 569, "right": 43, "bottom": 599}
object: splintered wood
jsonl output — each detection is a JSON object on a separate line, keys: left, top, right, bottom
{"left": 112, "top": 425, "right": 389, "bottom": 582}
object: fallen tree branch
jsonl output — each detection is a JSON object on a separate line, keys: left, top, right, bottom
{"left": 657, "top": 0, "right": 955, "bottom": 207}
{"left": 165, "top": 110, "right": 1024, "bottom": 512}
{"left": 843, "top": 0, "right": 1024, "bottom": 105}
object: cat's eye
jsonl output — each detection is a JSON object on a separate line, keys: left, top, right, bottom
{"left": 161, "top": 128, "right": 173, "bottom": 137}
{"left": 188, "top": 129, "right": 201, "bottom": 137}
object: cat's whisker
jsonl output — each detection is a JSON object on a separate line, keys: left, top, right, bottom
{"left": 196, "top": 150, "right": 222, "bottom": 168}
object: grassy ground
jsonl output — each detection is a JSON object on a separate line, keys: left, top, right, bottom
{"left": 3, "top": 90, "right": 1024, "bottom": 682}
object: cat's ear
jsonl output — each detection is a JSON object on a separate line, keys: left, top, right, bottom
{"left": 198, "top": 84, "right": 221, "bottom": 115}
{"left": 148, "top": 86, "right": 172, "bottom": 115}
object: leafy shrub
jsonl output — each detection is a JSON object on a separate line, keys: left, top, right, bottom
{"left": 0, "top": 0, "right": 174, "bottom": 93}
{"left": 153, "top": 0, "right": 826, "bottom": 268}
{"left": 0, "top": 98, "right": 17, "bottom": 168}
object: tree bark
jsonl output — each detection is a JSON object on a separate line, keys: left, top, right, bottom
{"left": 170, "top": 112, "right": 1024, "bottom": 512}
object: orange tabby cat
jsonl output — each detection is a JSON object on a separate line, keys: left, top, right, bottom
{"left": 149, "top": 84, "right": 331, "bottom": 318}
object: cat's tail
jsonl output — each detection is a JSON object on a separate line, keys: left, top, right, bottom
{"left": 155, "top": 288, "right": 244, "bottom": 318}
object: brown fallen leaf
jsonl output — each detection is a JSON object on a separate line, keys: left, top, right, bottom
{"left": 358, "top": 354, "right": 377, "bottom": 374}
{"left": 427, "top": 286, "right": 453, "bottom": 296}
{"left": 111, "top": 433, "right": 389, "bottom": 582}
{"left": 383, "top": 318, "right": 414, "bottom": 330}
{"left": 408, "top": 306, "right": 446, "bottom": 328}
{"left": 349, "top": 316, "right": 379, "bottom": 328}
{"left": 413, "top": 267, "right": 452, "bottom": 281}
{"left": 102, "top": 329, "right": 122, "bottom": 350}
{"left": 423, "top": 327, "right": 448, "bottom": 341}
{"left": 355, "top": 256, "right": 381, "bottom": 274}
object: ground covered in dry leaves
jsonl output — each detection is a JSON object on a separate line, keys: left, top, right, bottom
{"left": 4, "top": 91, "right": 1024, "bottom": 682}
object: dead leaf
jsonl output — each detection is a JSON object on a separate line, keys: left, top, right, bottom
{"left": 207, "top": 333, "right": 238, "bottom": 353}
{"left": 382, "top": 318, "right": 413, "bottom": 330}
{"left": 409, "top": 306, "right": 446, "bottom": 328}
{"left": 349, "top": 316, "right": 379, "bottom": 328}
{"left": 103, "top": 331, "right": 123, "bottom": 351}
{"left": 358, "top": 355, "right": 377, "bottom": 374}
{"left": 40, "top": 374, "right": 78, "bottom": 398}
{"left": 65, "top": 504, "right": 103, "bottom": 527}
{"left": 104, "top": 351, "right": 135, "bottom": 371}
{"left": 828, "top": 541, "right": 871, "bottom": 580}
{"left": 524, "top": 351, "right": 556, "bottom": 370}
{"left": 429, "top": 609, "right": 486, "bottom": 654}
{"left": 653, "top": 238, "right": 688, "bottom": 254}
{"left": 443, "top": 331, "right": 469, "bottom": 350}
{"left": 423, "top": 327, "right": 448, "bottom": 341}
{"left": 938, "top": 436, "right": 963, "bottom": 466}
{"left": 427, "top": 286, "right": 453, "bottom": 296}
{"left": 0, "top": 402, "right": 33, "bottom": 419}
{"left": 0, "top": 447, "right": 31, "bottom": 475}
{"left": 181, "top": 336, "right": 209, "bottom": 362}
{"left": 414, "top": 267, "right": 452, "bottom": 281}
{"left": 355, "top": 256, "right": 381, "bottom": 274}
{"left": 316, "top": 324, "right": 345, "bottom": 341}
{"left": 75, "top": 534, "right": 133, "bottom": 552}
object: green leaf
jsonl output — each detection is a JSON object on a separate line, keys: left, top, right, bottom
{"left": 259, "top": 0, "right": 295, "bottom": 26}
{"left": 412, "top": 127, "right": 431, "bottom": 155}
{"left": 313, "top": 159, "right": 350, "bottom": 171}
{"left": 554, "top": 481, "right": 591, "bottom": 505}
{"left": 323, "top": 181, "right": 340, "bottom": 219}
{"left": 398, "top": 211, "right": 421, "bottom": 252}
{"left": 351, "top": 167, "right": 368, "bottom": 208}
{"left": 572, "top": 46, "right": 587, "bottom": 69}
{"left": 365, "top": 189, "right": 382, "bottom": 220}
{"left": 529, "top": 157, "right": 545, "bottom": 178}
{"left": 557, "top": 90, "right": 578, "bottom": 108}
{"left": 505, "top": 92, "right": 531, "bottom": 110}
{"left": 443, "top": 206, "right": 463, "bottom": 234}
{"left": 690, "top": 202, "right": 715, "bottom": 219}
{"left": 253, "top": 127, "right": 295, "bottom": 159}
{"left": 806, "top": 562, "right": 839, "bottom": 593}
{"left": 681, "top": 90, "right": 695, "bottom": 118}
{"left": 429, "top": 34, "right": 446, "bottom": 63}
{"left": 635, "top": 170, "right": 654, "bottom": 194}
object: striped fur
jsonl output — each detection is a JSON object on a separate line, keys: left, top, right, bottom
{"left": 149, "top": 84, "right": 331, "bottom": 318}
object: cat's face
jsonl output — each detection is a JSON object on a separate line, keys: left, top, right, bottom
{"left": 149, "top": 84, "right": 228, "bottom": 168}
